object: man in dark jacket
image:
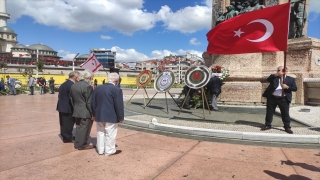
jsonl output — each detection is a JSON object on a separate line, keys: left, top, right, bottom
{"left": 70, "top": 70, "right": 94, "bottom": 150}
{"left": 39, "top": 77, "right": 46, "bottom": 94}
{"left": 206, "top": 73, "right": 223, "bottom": 111}
{"left": 92, "top": 72, "right": 124, "bottom": 156}
{"left": 49, "top": 77, "right": 55, "bottom": 94}
{"left": 261, "top": 66, "right": 297, "bottom": 134}
{"left": 56, "top": 71, "right": 80, "bottom": 143}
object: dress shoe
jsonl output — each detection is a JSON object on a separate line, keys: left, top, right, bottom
{"left": 106, "top": 150, "right": 122, "bottom": 156}
{"left": 260, "top": 126, "right": 272, "bottom": 131}
{"left": 63, "top": 139, "right": 75, "bottom": 143}
{"left": 78, "top": 145, "right": 94, "bottom": 150}
{"left": 285, "top": 128, "right": 293, "bottom": 134}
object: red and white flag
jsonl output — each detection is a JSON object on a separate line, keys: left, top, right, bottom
{"left": 206, "top": 3, "right": 290, "bottom": 54}
{"left": 80, "top": 53, "right": 102, "bottom": 72}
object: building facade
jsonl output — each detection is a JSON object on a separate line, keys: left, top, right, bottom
{"left": 91, "top": 49, "right": 116, "bottom": 68}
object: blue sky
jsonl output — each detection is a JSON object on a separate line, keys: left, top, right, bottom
{"left": 5, "top": 0, "right": 320, "bottom": 62}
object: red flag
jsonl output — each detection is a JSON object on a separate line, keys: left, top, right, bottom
{"left": 206, "top": 3, "right": 290, "bottom": 54}
{"left": 80, "top": 53, "right": 102, "bottom": 73}
{"left": 19, "top": 54, "right": 24, "bottom": 58}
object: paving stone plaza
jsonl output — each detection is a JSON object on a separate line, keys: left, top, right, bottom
{"left": 0, "top": 89, "right": 319, "bottom": 180}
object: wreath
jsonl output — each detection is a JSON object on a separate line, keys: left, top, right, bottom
{"left": 211, "top": 65, "right": 229, "bottom": 81}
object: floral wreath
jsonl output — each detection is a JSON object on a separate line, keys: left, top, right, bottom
{"left": 211, "top": 65, "right": 229, "bottom": 81}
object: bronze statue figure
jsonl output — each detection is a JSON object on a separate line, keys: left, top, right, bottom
{"left": 215, "top": 11, "right": 225, "bottom": 26}
{"left": 224, "top": 5, "right": 239, "bottom": 20}
{"left": 251, "top": 0, "right": 265, "bottom": 11}
{"left": 288, "top": 0, "right": 307, "bottom": 39}
{"left": 239, "top": 1, "right": 252, "bottom": 14}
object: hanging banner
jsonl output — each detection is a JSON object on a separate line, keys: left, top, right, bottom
{"left": 136, "top": 70, "right": 152, "bottom": 88}
{"left": 154, "top": 71, "right": 175, "bottom": 92}
{"left": 185, "top": 65, "right": 211, "bottom": 89}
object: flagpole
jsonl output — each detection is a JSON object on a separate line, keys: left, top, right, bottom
{"left": 72, "top": 53, "right": 79, "bottom": 71}
{"left": 301, "top": 0, "right": 306, "bottom": 38}
{"left": 281, "top": 51, "right": 287, "bottom": 97}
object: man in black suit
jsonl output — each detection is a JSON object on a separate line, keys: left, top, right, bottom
{"left": 56, "top": 71, "right": 80, "bottom": 143}
{"left": 92, "top": 72, "right": 124, "bottom": 156}
{"left": 206, "top": 73, "right": 223, "bottom": 111}
{"left": 261, "top": 66, "right": 297, "bottom": 134}
{"left": 70, "top": 70, "right": 95, "bottom": 150}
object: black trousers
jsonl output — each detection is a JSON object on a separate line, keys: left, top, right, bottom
{"left": 59, "top": 112, "right": 75, "bottom": 141}
{"left": 265, "top": 96, "right": 291, "bottom": 129}
{"left": 74, "top": 118, "right": 93, "bottom": 149}
{"left": 50, "top": 85, "right": 54, "bottom": 94}
{"left": 29, "top": 86, "right": 34, "bottom": 95}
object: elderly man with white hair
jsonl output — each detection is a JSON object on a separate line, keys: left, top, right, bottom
{"left": 92, "top": 72, "right": 124, "bottom": 156}
{"left": 70, "top": 70, "right": 95, "bottom": 150}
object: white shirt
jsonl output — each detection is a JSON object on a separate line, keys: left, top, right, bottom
{"left": 272, "top": 76, "right": 286, "bottom": 97}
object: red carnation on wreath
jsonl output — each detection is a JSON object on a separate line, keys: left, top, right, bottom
{"left": 212, "top": 65, "right": 221, "bottom": 73}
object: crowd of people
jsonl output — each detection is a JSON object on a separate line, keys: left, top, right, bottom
{"left": 57, "top": 70, "right": 124, "bottom": 156}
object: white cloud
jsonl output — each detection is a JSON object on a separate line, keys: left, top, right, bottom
{"left": 58, "top": 50, "right": 77, "bottom": 60}
{"left": 7, "top": 0, "right": 211, "bottom": 35}
{"left": 158, "top": 5, "right": 211, "bottom": 33}
{"left": 110, "top": 46, "right": 149, "bottom": 62}
{"left": 7, "top": 0, "right": 158, "bottom": 35}
{"left": 309, "top": 0, "right": 320, "bottom": 14}
{"left": 100, "top": 35, "right": 113, "bottom": 40}
{"left": 189, "top": 38, "right": 201, "bottom": 45}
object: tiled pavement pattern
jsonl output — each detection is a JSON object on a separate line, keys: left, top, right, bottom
{"left": 0, "top": 90, "right": 319, "bottom": 179}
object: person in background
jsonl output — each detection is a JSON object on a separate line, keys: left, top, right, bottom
{"left": 206, "top": 73, "right": 223, "bottom": 111}
{"left": 39, "top": 77, "right": 46, "bottom": 94}
{"left": 70, "top": 70, "right": 95, "bottom": 150}
{"left": 28, "top": 75, "right": 35, "bottom": 95}
{"left": 49, "top": 77, "right": 55, "bottom": 94}
{"left": 94, "top": 79, "right": 97, "bottom": 87}
{"left": 56, "top": 71, "right": 80, "bottom": 143}
{"left": 0, "top": 78, "right": 6, "bottom": 92}
{"left": 92, "top": 72, "right": 124, "bottom": 156}
{"left": 6, "top": 75, "right": 16, "bottom": 95}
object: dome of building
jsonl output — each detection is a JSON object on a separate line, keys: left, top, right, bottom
{"left": 77, "top": 54, "right": 90, "bottom": 59}
{"left": 28, "top": 43, "right": 55, "bottom": 51}
{"left": 0, "top": 26, "right": 15, "bottom": 34}
{"left": 12, "top": 44, "right": 28, "bottom": 49}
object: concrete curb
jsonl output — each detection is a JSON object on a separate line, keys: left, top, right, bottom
{"left": 124, "top": 118, "right": 320, "bottom": 144}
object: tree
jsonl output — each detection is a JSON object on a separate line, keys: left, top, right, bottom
{"left": 35, "top": 60, "right": 44, "bottom": 72}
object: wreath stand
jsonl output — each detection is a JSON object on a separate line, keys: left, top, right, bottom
{"left": 144, "top": 91, "right": 179, "bottom": 114}
{"left": 126, "top": 87, "right": 151, "bottom": 107}
{"left": 178, "top": 87, "right": 211, "bottom": 119}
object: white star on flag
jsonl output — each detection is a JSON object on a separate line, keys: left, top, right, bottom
{"left": 234, "top": 28, "right": 244, "bottom": 37}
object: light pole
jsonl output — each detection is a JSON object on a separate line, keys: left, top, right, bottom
{"left": 36, "top": 49, "right": 38, "bottom": 78}
{"left": 178, "top": 57, "right": 181, "bottom": 84}
{"left": 72, "top": 53, "right": 79, "bottom": 71}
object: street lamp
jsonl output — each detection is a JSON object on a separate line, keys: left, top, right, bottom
{"left": 72, "top": 53, "right": 79, "bottom": 71}
{"left": 178, "top": 57, "right": 181, "bottom": 84}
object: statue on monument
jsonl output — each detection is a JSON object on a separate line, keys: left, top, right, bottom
{"left": 215, "top": 11, "right": 225, "bottom": 25}
{"left": 288, "top": 0, "right": 307, "bottom": 39}
{"left": 239, "top": 1, "right": 253, "bottom": 14}
{"left": 251, "top": 0, "right": 265, "bottom": 10}
{"left": 224, "top": 5, "right": 239, "bottom": 20}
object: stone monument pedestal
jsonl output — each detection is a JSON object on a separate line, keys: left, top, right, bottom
{"left": 203, "top": 37, "right": 320, "bottom": 105}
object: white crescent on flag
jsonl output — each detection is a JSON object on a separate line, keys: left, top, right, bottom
{"left": 80, "top": 53, "right": 102, "bottom": 72}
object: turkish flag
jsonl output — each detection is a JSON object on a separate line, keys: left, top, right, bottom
{"left": 206, "top": 3, "right": 290, "bottom": 54}
{"left": 80, "top": 53, "right": 102, "bottom": 73}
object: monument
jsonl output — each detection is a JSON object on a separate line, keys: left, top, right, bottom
{"left": 203, "top": 0, "right": 320, "bottom": 105}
